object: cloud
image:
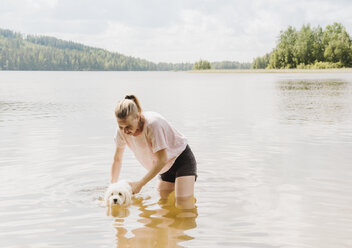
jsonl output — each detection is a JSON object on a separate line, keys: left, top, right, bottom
{"left": 1, "top": 0, "right": 352, "bottom": 62}
{"left": 52, "top": 0, "right": 183, "bottom": 28}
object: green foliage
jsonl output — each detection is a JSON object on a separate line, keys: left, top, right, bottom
{"left": 253, "top": 22, "right": 352, "bottom": 69}
{"left": 0, "top": 29, "right": 157, "bottom": 71}
{"left": 156, "top": 62, "right": 193, "bottom": 71}
{"left": 297, "top": 61, "right": 343, "bottom": 69}
{"left": 0, "top": 28, "right": 248, "bottom": 71}
{"left": 0, "top": 29, "right": 22, "bottom": 39}
{"left": 193, "top": 60, "right": 211, "bottom": 70}
{"left": 293, "top": 24, "right": 316, "bottom": 65}
{"left": 252, "top": 53, "right": 270, "bottom": 69}
{"left": 268, "top": 26, "right": 298, "bottom": 69}
{"left": 211, "top": 61, "right": 250, "bottom": 69}
{"left": 322, "top": 23, "right": 352, "bottom": 66}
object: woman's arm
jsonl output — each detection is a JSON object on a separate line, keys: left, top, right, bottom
{"left": 129, "top": 148, "right": 167, "bottom": 194}
{"left": 110, "top": 146, "right": 125, "bottom": 183}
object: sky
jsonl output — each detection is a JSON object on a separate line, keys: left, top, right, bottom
{"left": 1, "top": 0, "right": 352, "bottom": 63}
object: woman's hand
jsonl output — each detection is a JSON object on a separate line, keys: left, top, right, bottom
{"left": 129, "top": 149, "right": 167, "bottom": 194}
{"left": 129, "top": 181, "right": 143, "bottom": 194}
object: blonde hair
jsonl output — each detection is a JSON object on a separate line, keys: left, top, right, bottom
{"left": 115, "top": 94, "right": 142, "bottom": 119}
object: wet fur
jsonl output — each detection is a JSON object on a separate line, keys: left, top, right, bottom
{"left": 104, "top": 180, "right": 132, "bottom": 207}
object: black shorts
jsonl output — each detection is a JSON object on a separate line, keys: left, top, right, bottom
{"left": 159, "top": 144, "right": 197, "bottom": 183}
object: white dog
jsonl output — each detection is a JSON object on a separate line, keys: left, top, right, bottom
{"left": 104, "top": 180, "right": 132, "bottom": 207}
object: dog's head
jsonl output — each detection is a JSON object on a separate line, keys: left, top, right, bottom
{"left": 105, "top": 180, "right": 132, "bottom": 207}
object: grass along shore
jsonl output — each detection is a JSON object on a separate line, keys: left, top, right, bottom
{"left": 189, "top": 68, "right": 352, "bottom": 73}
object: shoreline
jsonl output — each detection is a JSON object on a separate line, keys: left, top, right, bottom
{"left": 188, "top": 68, "right": 352, "bottom": 73}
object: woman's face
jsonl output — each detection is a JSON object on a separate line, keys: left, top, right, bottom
{"left": 117, "top": 114, "right": 140, "bottom": 136}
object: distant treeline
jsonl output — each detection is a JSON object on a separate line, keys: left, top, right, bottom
{"left": 211, "top": 61, "right": 250, "bottom": 69}
{"left": 193, "top": 60, "right": 211, "bottom": 70}
{"left": 0, "top": 28, "right": 249, "bottom": 71}
{"left": 252, "top": 22, "right": 352, "bottom": 69}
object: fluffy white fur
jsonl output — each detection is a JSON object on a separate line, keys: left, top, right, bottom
{"left": 104, "top": 180, "right": 132, "bottom": 207}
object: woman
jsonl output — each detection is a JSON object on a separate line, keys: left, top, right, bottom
{"left": 110, "top": 94, "right": 197, "bottom": 209}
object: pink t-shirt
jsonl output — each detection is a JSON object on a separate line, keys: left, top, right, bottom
{"left": 114, "top": 111, "right": 188, "bottom": 174}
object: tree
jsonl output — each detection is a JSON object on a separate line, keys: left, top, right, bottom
{"left": 293, "top": 24, "right": 315, "bottom": 65}
{"left": 252, "top": 53, "right": 270, "bottom": 69}
{"left": 268, "top": 26, "right": 298, "bottom": 68}
{"left": 322, "top": 22, "right": 352, "bottom": 67}
{"left": 312, "top": 26, "right": 325, "bottom": 62}
{"left": 193, "top": 60, "right": 211, "bottom": 70}
{"left": 262, "top": 23, "right": 352, "bottom": 69}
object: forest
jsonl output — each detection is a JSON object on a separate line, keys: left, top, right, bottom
{"left": 0, "top": 29, "right": 249, "bottom": 71}
{"left": 252, "top": 23, "right": 352, "bottom": 69}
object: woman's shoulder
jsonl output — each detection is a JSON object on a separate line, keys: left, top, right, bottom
{"left": 143, "top": 111, "right": 168, "bottom": 130}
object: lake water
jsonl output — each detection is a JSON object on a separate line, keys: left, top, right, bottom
{"left": 0, "top": 71, "right": 352, "bottom": 248}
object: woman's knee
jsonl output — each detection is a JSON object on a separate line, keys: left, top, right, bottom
{"left": 176, "top": 196, "right": 196, "bottom": 209}
{"left": 174, "top": 176, "right": 195, "bottom": 209}
{"left": 157, "top": 179, "right": 175, "bottom": 199}
{"left": 158, "top": 179, "right": 175, "bottom": 191}
{"left": 175, "top": 175, "right": 195, "bottom": 198}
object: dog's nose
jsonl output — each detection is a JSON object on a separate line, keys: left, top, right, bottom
{"left": 113, "top": 199, "right": 117, "bottom": 204}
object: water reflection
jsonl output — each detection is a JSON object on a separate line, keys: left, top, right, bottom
{"left": 2, "top": 72, "right": 352, "bottom": 248}
{"left": 276, "top": 80, "right": 351, "bottom": 123}
{"left": 108, "top": 192, "right": 197, "bottom": 248}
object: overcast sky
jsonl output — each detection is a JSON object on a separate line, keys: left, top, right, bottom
{"left": 1, "top": 0, "right": 352, "bottom": 63}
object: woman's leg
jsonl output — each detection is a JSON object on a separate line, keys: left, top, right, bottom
{"left": 175, "top": 175, "right": 195, "bottom": 209}
{"left": 157, "top": 179, "right": 175, "bottom": 199}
